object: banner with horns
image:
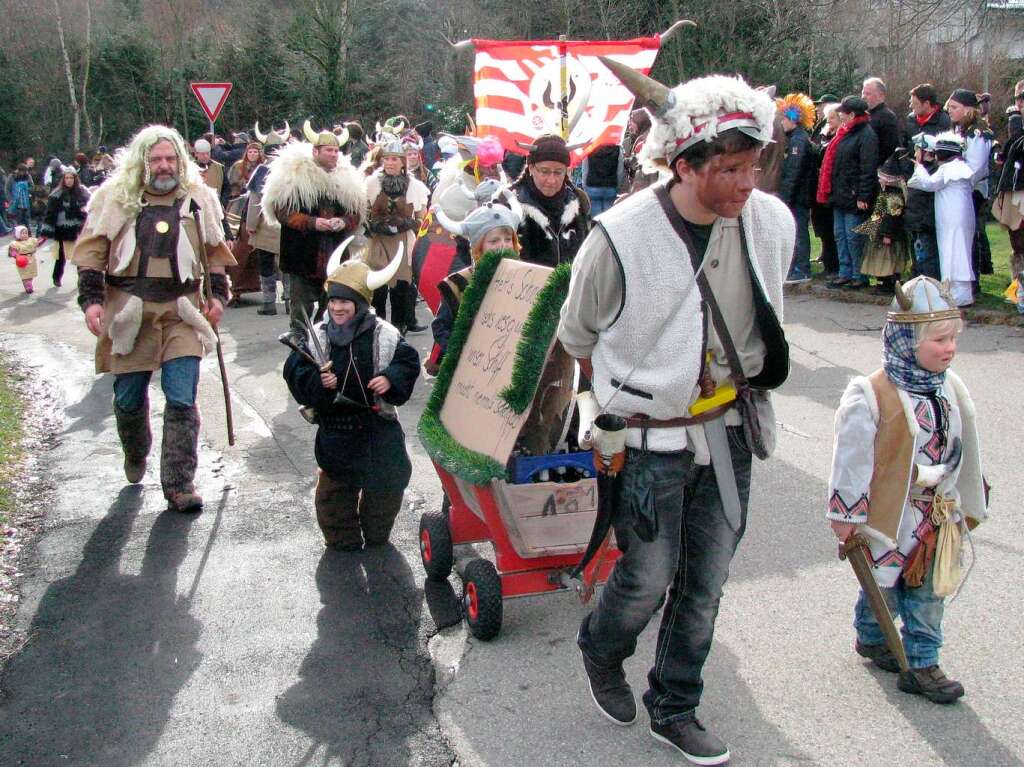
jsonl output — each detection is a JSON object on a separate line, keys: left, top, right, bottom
{"left": 472, "top": 37, "right": 661, "bottom": 167}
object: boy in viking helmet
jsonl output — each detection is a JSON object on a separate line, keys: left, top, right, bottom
{"left": 827, "top": 276, "right": 987, "bottom": 703}
{"left": 283, "top": 248, "right": 421, "bottom": 551}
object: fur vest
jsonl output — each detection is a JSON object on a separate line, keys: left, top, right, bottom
{"left": 514, "top": 182, "right": 591, "bottom": 267}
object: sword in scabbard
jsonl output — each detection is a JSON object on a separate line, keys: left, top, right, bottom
{"left": 840, "top": 533, "right": 910, "bottom": 674}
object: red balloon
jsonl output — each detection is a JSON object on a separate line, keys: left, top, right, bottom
{"left": 15, "top": 255, "right": 29, "bottom": 269}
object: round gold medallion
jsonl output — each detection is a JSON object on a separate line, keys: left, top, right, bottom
{"left": 155, "top": 221, "right": 170, "bottom": 234}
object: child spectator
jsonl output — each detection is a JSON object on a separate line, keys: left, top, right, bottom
{"left": 856, "top": 154, "right": 912, "bottom": 294}
{"left": 907, "top": 133, "right": 976, "bottom": 306}
{"left": 8, "top": 225, "right": 44, "bottom": 293}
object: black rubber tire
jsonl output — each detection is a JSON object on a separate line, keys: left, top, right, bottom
{"left": 419, "top": 508, "right": 454, "bottom": 582}
{"left": 462, "top": 558, "right": 503, "bottom": 640}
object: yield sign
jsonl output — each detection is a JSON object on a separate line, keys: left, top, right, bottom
{"left": 190, "top": 82, "right": 233, "bottom": 123}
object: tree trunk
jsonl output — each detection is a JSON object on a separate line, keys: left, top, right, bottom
{"left": 54, "top": 0, "right": 81, "bottom": 151}
{"left": 82, "top": 0, "right": 94, "bottom": 147}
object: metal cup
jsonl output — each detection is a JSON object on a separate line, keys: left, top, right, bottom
{"left": 591, "top": 413, "right": 627, "bottom": 475}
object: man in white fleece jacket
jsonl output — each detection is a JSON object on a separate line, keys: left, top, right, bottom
{"left": 558, "top": 63, "right": 794, "bottom": 766}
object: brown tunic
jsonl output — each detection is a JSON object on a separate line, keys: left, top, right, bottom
{"left": 73, "top": 190, "right": 235, "bottom": 374}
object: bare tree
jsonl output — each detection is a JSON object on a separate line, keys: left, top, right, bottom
{"left": 53, "top": 0, "right": 93, "bottom": 150}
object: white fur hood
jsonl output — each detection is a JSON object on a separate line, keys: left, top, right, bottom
{"left": 261, "top": 142, "right": 367, "bottom": 226}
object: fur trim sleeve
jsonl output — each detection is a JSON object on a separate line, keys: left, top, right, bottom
{"left": 77, "top": 268, "right": 105, "bottom": 312}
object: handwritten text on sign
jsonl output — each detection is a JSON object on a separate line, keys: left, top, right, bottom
{"left": 440, "top": 258, "right": 554, "bottom": 465}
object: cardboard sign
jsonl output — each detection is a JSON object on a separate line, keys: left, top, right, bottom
{"left": 190, "top": 82, "right": 233, "bottom": 123}
{"left": 440, "top": 258, "right": 554, "bottom": 463}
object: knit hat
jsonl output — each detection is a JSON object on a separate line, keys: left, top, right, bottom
{"left": 948, "top": 89, "right": 978, "bottom": 108}
{"left": 814, "top": 93, "right": 839, "bottom": 105}
{"left": 598, "top": 57, "right": 775, "bottom": 170}
{"left": 523, "top": 134, "right": 571, "bottom": 166}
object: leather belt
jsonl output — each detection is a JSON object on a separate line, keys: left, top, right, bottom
{"left": 625, "top": 402, "right": 733, "bottom": 429}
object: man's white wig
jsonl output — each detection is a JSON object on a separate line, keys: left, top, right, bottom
{"left": 600, "top": 58, "right": 775, "bottom": 174}
{"left": 104, "top": 124, "right": 202, "bottom": 213}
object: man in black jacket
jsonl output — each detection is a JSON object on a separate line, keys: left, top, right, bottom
{"left": 905, "top": 83, "right": 951, "bottom": 140}
{"left": 862, "top": 78, "right": 902, "bottom": 166}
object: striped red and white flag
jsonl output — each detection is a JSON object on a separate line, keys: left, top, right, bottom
{"left": 473, "top": 37, "right": 661, "bottom": 166}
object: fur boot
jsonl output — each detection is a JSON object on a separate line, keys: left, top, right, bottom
{"left": 114, "top": 398, "right": 152, "bottom": 483}
{"left": 161, "top": 403, "right": 203, "bottom": 512}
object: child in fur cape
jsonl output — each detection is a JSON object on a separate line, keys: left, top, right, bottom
{"left": 827, "top": 276, "right": 987, "bottom": 705}
{"left": 8, "top": 226, "right": 46, "bottom": 293}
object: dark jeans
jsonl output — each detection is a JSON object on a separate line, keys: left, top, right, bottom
{"left": 578, "top": 428, "right": 752, "bottom": 725}
{"left": 788, "top": 205, "right": 811, "bottom": 279}
{"left": 811, "top": 203, "right": 838, "bottom": 274}
{"left": 372, "top": 280, "right": 415, "bottom": 329}
{"left": 912, "top": 231, "right": 941, "bottom": 280}
{"left": 585, "top": 185, "right": 617, "bottom": 216}
{"left": 53, "top": 240, "right": 69, "bottom": 285}
{"left": 972, "top": 192, "right": 992, "bottom": 277}
{"left": 288, "top": 273, "right": 326, "bottom": 335}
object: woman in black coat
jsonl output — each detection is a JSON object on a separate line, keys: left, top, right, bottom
{"left": 39, "top": 167, "right": 90, "bottom": 287}
{"left": 284, "top": 273, "right": 420, "bottom": 551}
{"left": 510, "top": 134, "right": 591, "bottom": 267}
{"left": 822, "top": 97, "right": 878, "bottom": 289}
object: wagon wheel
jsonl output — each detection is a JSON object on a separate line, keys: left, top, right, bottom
{"left": 419, "top": 509, "right": 453, "bottom": 582}
{"left": 462, "top": 558, "right": 503, "bottom": 641}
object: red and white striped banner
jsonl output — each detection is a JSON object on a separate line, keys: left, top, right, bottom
{"left": 472, "top": 37, "right": 661, "bottom": 167}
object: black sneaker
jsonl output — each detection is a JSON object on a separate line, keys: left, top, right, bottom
{"left": 897, "top": 665, "right": 964, "bottom": 704}
{"left": 577, "top": 633, "right": 636, "bottom": 725}
{"left": 855, "top": 640, "right": 900, "bottom": 673}
{"left": 650, "top": 717, "right": 730, "bottom": 765}
{"left": 405, "top": 323, "right": 428, "bottom": 334}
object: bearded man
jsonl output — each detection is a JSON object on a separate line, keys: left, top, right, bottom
{"left": 72, "top": 125, "right": 235, "bottom": 513}
{"left": 262, "top": 122, "right": 366, "bottom": 336}
{"left": 559, "top": 63, "right": 793, "bottom": 764}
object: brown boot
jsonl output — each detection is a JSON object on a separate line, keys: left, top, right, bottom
{"left": 897, "top": 665, "right": 965, "bottom": 704}
{"left": 114, "top": 398, "right": 152, "bottom": 484}
{"left": 161, "top": 403, "right": 203, "bottom": 513}
{"left": 359, "top": 490, "right": 404, "bottom": 546}
{"left": 314, "top": 470, "right": 363, "bottom": 550}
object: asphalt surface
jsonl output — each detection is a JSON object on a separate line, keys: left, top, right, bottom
{"left": 0, "top": 237, "right": 1022, "bottom": 766}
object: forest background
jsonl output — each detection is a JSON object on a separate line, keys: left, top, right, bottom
{"left": 1, "top": 0, "right": 1021, "bottom": 163}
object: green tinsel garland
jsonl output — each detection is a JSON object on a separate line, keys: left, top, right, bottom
{"left": 499, "top": 262, "right": 572, "bottom": 414}
{"left": 418, "top": 249, "right": 511, "bottom": 485}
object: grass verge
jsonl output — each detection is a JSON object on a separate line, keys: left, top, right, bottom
{"left": 0, "top": 355, "right": 25, "bottom": 528}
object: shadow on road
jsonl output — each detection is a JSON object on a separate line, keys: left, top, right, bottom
{"left": 878, "top": 674, "right": 1024, "bottom": 767}
{"left": 276, "top": 544, "right": 452, "bottom": 767}
{"left": 0, "top": 486, "right": 202, "bottom": 766}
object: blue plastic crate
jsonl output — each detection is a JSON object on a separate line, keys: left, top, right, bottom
{"left": 510, "top": 451, "right": 595, "bottom": 484}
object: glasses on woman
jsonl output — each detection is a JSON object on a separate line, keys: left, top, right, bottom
{"left": 533, "top": 167, "right": 567, "bottom": 179}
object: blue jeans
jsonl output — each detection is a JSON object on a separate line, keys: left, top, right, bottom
{"left": 578, "top": 428, "right": 752, "bottom": 724}
{"left": 913, "top": 231, "right": 941, "bottom": 279}
{"left": 833, "top": 209, "right": 869, "bottom": 281}
{"left": 788, "top": 205, "right": 811, "bottom": 279}
{"left": 113, "top": 356, "right": 200, "bottom": 412}
{"left": 585, "top": 185, "right": 617, "bottom": 216}
{"left": 854, "top": 559, "right": 945, "bottom": 669}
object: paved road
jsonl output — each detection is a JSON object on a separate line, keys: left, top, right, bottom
{"left": 0, "top": 238, "right": 1022, "bottom": 766}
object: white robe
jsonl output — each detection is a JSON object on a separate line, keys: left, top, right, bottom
{"left": 907, "top": 160, "right": 975, "bottom": 306}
